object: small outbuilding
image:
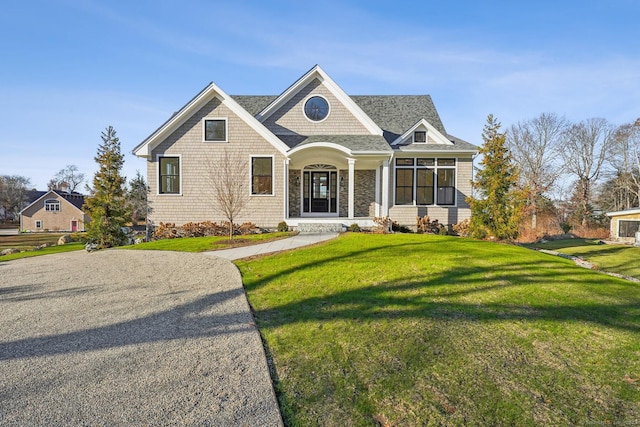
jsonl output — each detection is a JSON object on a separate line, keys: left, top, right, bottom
{"left": 606, "top": 208, "right": 640, "bottom": 244}
{"left": 19, "top": 190, "right": 89, "bottom": 232}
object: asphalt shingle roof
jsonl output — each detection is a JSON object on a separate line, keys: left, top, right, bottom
{"left": 55, "top": 191, "right": 85, "bottom": 210}
{"left": 231, "top": 94, "right": 463, "bottom": 149}
{"left": 350, "top": 95, "right": 447, "bottom": 143}
{"left": 231, "top": 96, "right": 277, "bottom": 116}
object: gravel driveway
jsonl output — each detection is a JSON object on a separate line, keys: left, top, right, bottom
{"left": 0, "top": 250, "right": 282, "bottom": 426}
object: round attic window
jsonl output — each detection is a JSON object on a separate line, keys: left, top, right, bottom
{"left": 304, "top": 96, "right": 329, "bottom": 122}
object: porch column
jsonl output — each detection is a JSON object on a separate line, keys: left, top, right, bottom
{"left": 284, "top": 159, "right": 290, "bottom": 219}
{"left": 348, "top": 158, "right": 355, "bottom": 219}
{"left": 375, "top": 166, "right": 381, "bottom": 217}
{"left": 381, "top": 159, "right": 390, "bottom": 216}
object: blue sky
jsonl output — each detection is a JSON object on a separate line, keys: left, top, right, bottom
{"left": 2, "top": 0, "right": 639, "bottom": 190}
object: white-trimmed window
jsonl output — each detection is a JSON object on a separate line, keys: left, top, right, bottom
{"left": 203, "top": 118, "right": 227, "bottom": 142}
{"left": 158, "top": 156, "right": 181, "bottom": 194}
{"left": 414, "top": 131, "right": 427, "bottom": 143}
{"left": 35, "top": 220, "right": 43, "bottom": 229}
{"left": 394, "top": 158, "right": 456, "bottom": 206}
{"left": 303, "top": 96, "right": 330, "bottom": 122}
{"left": 45, "top": 199, "right": 60, "bottom": 212}
{"left": 251, "top": 156, "right": 274, "bottom": 196}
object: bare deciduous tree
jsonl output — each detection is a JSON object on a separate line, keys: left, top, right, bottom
{"left": 561, "top": 118, "right": 614, "bottom": 226}
{"left": 0, "top": 175, "right": 32, "bottom": 221}
{"left": 508, "top": 112, "right": 567, "bottom": 229}
{"left": 608, "top": 118, "right": 640, "bottom": 209}
{"left": 207, "top": 150, "right": 249, "bottom": 241}
{"left": 50, "top": 164, "right": 85, "bottom": 192}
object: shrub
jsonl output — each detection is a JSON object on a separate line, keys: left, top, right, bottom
{"left": 416, "top": 215, "right": 441, "bottom": 234}
{"left": 392, "top": 222, "right": 412, "bottom": 233}
{"left": 348, "top": 223, "right": 361, "bottom": 232}
{"left": 438, "top": 225, "right": 449, "bottom": 235}
{"left": 452, "top": 219, "right": 471, "bottom": 237}
{"left": 152, "top": 221, "right": 260, "bottom": 240}
{"left": 372, "top": 216, "right": 392, "bottom": 234}
{"left": 277, "top": 221, "right": 289, "bottom": 232}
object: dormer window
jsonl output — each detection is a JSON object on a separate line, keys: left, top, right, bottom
{"left": 414, "top": 131, "right": 427, "bottom": 143}
{"left": 45, "top": 199, "right": 60, "bottom": 212}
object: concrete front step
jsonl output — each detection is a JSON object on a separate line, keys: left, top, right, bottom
{"left": 297, "top": 222, "right": 345, "bottom": 233}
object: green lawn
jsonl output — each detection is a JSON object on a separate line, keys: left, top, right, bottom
{"left": 121, "top": 232, "right": 293, "bottom": 252}
{"left": 529, "top": 238, "right": 640, "bottom": 280}
{"left": 0, "top": 242, "right": 85, "bottom": 261}
{"left": 237, "top": 234, "right": 640, "bottom": 426}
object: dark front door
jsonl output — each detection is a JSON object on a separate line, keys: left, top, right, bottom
{"left": 303, "top": 171, "right": 337, "bottom": 213}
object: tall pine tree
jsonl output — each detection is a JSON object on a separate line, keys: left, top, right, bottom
{"left": 83, "top": 126, "right": 128, "bottom": 248}
{"left": 468, "top": 115, "right": 523, "bottom": 240}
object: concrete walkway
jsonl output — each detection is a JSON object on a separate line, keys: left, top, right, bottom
{"left": 206, "top": 232, "right": 339, "bottom": 260}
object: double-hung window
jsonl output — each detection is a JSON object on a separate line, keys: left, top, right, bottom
{"left": 395, "top": 159, "right": 414, "bottom": 205}
{"left": 436, "top": 159, "right": 456, "bottom": 205}
{"left": 251, "top": 156, "right": 273, "bottom": 195}
{"left": 159, "top": 156, "right": 181, "bottom": 194}
{"left": 394, "top": 158, "right": 456, "bottom": 206}
{"left": 416, "top": 159, "right": 435, "bottom": 205}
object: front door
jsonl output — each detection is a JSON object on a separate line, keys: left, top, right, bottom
{"left": 71, "top": 220, "right": 78, "bottom": 232}
{"left": 303, "top": 171, "right": 337, "bottom": 214}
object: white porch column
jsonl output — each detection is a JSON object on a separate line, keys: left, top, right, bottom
{"left": 375, "top": 166, "right": 381, "bottom": 217}
{"left": 284, "top": 159, "right": 290, "bottom": 219}
{"left": 381, "top": 159, "right": 390, "bottom": 217}
{"left": 348, "top": 158, "right": 355, "bottom": 219}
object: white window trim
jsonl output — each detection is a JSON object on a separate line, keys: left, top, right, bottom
{"left": 156, "top": 154, "right": 183, "bottom": 196}
{"left": 250, "top": 155, "right": 275, "bottom": 197}
{"left": 302, "top": 95, "right": 331, "bottom": 123}
{"left": 392, "top": 157, "right": 458, "bottom": 207}
{"left": 44, "top": 199, "right": 61, "bottom": 212}
{"left": 35, "top": 220, "right": 43, "bottom": 229}
{"left": 202, "top": 117, "right": 228, "bottom": 143}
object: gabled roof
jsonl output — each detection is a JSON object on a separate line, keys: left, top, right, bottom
{"left": 19, "top": 190, "right": 85, "bottom": 214}
{"left": 391, "top": 118, "right": 453, "bottom": 146}
{"left": 255, "top": 65, "right": 383, "bottom": 136}
{"left": 132, "top": 82, "right": 289, "bottom": 157}
{"left": 134, "top": 65, "right": 476, "bottom": 156}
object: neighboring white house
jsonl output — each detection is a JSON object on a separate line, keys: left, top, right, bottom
{"left": 133, "top": 65, "right": 478, "bottom": 231}
{"left": 606, "top": 208, "right": 640, "bottom": 243}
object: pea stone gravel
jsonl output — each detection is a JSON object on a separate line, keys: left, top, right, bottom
{"left": 0, "top": 250, "right": 282, "bottom": 426}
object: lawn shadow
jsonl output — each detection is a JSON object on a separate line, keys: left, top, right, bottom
{"left": 245, "top": 237, "right": 640, "bottom": 334}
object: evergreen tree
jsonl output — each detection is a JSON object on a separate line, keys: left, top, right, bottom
{"left": 125, "top": 170, "right": 149, "bottom": 224}
{"left": 83, "top": 126, "right": 128, "bottom": 248}
{"left": 468, "top": 115, "right": 523, "bottom": 240}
